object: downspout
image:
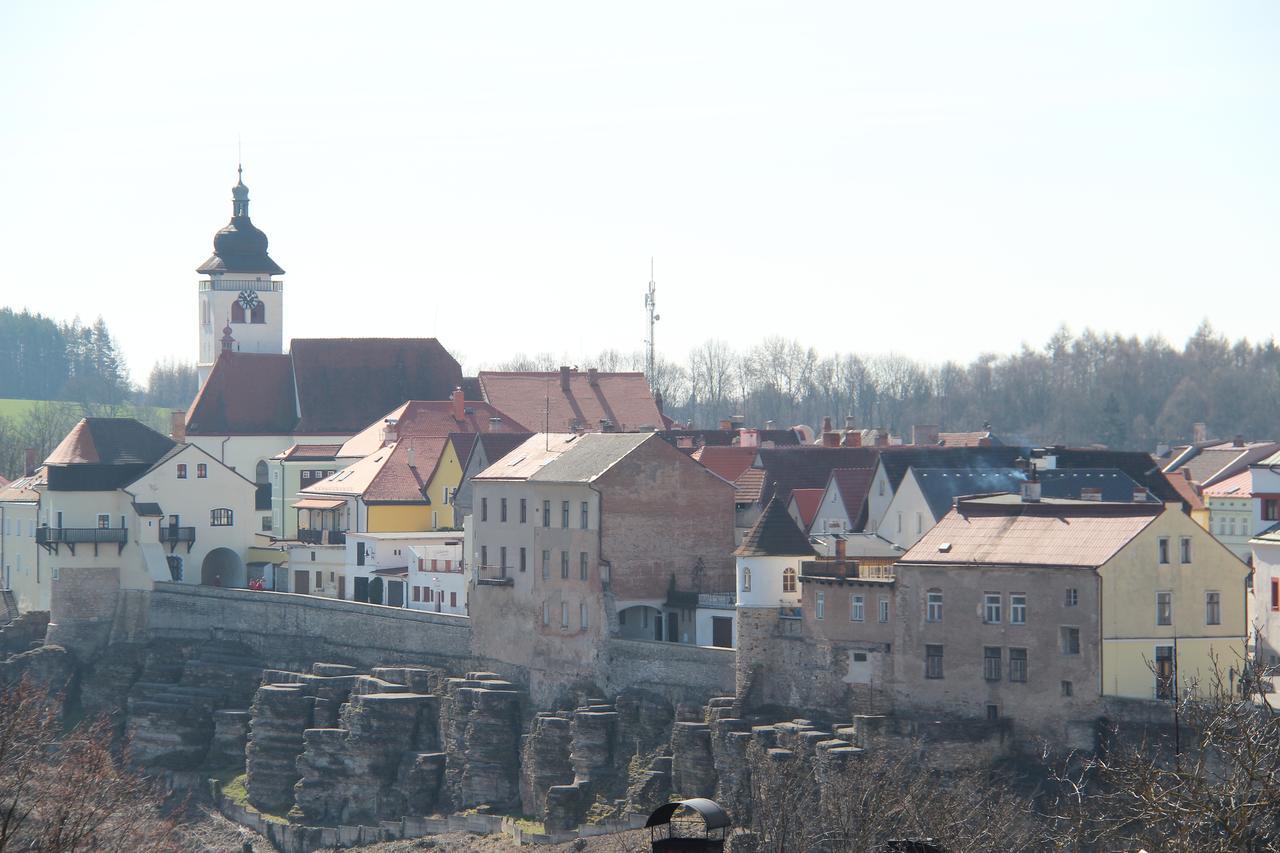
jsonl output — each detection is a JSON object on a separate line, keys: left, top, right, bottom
{"left": 1, "top": 504, "right": 6, "bottom": 590}
{"left": 1097, "top": 570, "right": 1104, "bottom": 701}
{"left": 589, "top": 483, "right": 616, "bottom": 637}
{"left": 220, "top": 436, "right": 231, "bottom": 465}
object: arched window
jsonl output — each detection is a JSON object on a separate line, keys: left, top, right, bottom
{"left": 251, "top": 302, "right": 266, "bottom": 324}
{"left": 231, "top": 302, "right": 246, "bottom": 324}
{"left": 255, "top": 460, "right": 269, "bottom": 484}
{"left": 742, "top": 566, "right": 752, "bottom": 592}
{"left": 782, "top": 566, "right": 797, "bottom": 593}
{"left": 210, "top": 508, "right": 234, "bottom": 526}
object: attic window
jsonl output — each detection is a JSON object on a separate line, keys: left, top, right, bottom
{"left": 938, "top": 542, "right": 952, "bottom": 553}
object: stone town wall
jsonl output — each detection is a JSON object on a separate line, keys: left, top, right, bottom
{"left": 146, "top": 582, "right": 477, "bottom": 673}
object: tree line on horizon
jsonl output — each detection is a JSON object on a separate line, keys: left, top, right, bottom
{"left": 498, "top": 321, "right": 1280, "bottom": 451}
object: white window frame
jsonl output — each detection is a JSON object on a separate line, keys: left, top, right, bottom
{"left": 850, "top": 594, "right": 864, "bottom": 622}
{"left": 926, "top": 590, "right": 943, "bottom": 622}
{"left": 1010, "top": 593, "right": 1026, "bottom": 625}
{"left": 983, "top": 592, "right": 1002, "bottom": 624}
{"left": 878, "top": 596, "right": 890, "bottom": 623}
{"left": 816, "top": 591, "right": 825, "bottom": 620}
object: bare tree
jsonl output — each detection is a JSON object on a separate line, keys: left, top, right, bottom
{"left": 0, "top": 677, "right": 178, "bottom": 852}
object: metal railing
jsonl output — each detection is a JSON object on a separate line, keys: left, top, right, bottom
{"left": 36, "top": 527, "right": 128, "bottom": 545}
{"left": 298, "top": 529, "right": 345, "bottom": 545}
{"left": 198, "top": 278, "right": 283, "bottom": 292}
{"left": 159, "top": 526, "right": 196, "bottom": 543}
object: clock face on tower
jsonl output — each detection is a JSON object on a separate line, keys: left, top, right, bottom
{"left": 237, "top": 290, "right": 261, "bottom": 311}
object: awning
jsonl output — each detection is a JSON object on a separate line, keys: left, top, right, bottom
{"left": 371, "top": 566, "right": 409, "bottom": 577}
{"left": 132, "top": 502, "right": 164, "bottom": 517}
{"left": 294, "top": 498, "right": 345, "bottom": 510}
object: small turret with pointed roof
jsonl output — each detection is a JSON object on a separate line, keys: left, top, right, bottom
{"left": 734, "top": 495, "right": 816, "bottom": 557}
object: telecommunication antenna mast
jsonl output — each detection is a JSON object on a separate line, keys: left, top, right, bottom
{"left": 644, "top": 258, "right": 660, "bottom": 385}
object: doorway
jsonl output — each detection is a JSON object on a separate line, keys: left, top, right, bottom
{"left": 293, "top": 570, "right": 310, "bottom": 594}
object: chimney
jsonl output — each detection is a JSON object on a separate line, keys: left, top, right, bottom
{"left": 1080, "top": 487, "right": 1103, "bottom": 501}
{"left": 488, "top": 416, "right": 503, "bottom": 429}
{"left": 874, "top": 432, "right": 889, "bottom": 448}
{"left": 408, "top": 444, "right": 416, "bottom": 468}
{"left": 739, "top": 428, "right": 760, "bottom": 449}
{"left": 765, "top": 420, "right": 775, "bottom": 430}
{"left": 822, "top": 416, "right": 833, "bottom": 433}
{"left": 1021, "top": 481, "right": 1042, "bottom": 503}
{"left": 170, "top": 410, "right": 187, "bottom": 443}
{"left": 587, "top": 368, "right": 599, "bottom": 387}
{"left": 845, "top": 416, "right": 856, "bottom": 430}
{"left": 731, "top": 414, "right": 745, "bottom": 430}
{"left": 599, "top": 418, "right": 615, "bottom": 432}
{"left": 24, "top": 447, "right": 37, "bottom": 478}
{"left": 835, "top": 536, "right": 847, "bottom": 562}
{"left": 1234, "top": 434, "right": 1245, "bottom": 448}
{"left": 452, "top": 387, "right": 465, "bottom": 421}
{"left": 1193, "top": 422, "right": 1208, "bottom": 443}
{"left": 676, "top": 435, "right": 694, "bottom": 449}
{"left": 822, "top": 431, "right": 840, "bottom": 448}
{"left": 560, "top": 366, "right": 572, "bottom": 392}
{"left": 911, "top": 424, "right": 940, "bottom": 446}
{"left": 1133, "top": 488, "right": 1148, "bottom": 502}
{"left": 382, "top": 417, "right": 399, "bottom": 445}
{"left": 1182, "top": 468, "right": 1192, "bottom": 482}
{"left": 842, "top": 431, "right": 862, "bottom": 448}
{"left": 719, "top": 419, "right": 733, "bottom": 431}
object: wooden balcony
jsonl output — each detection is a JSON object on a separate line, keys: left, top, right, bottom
{"left": 159, "top": 526, "right": 196, "bottom": 553}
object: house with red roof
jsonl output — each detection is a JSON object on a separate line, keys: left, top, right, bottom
{"left": 476, "top": 366, "right": 664, "bottom": 434}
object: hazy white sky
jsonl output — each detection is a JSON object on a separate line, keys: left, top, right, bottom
{"left": 1, "top": 1, "right": 1277, "bottom": 382}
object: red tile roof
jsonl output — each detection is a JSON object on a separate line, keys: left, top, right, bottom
{"left": 692, "top": 446, "right": 758, "bottom": 483}
{"left": 477, "top": 369, "right": 663, "bottom": 433}
{"left": 789, "top": 488, "right": 824, "bottom": 529}
{"left": 937, "top": 431, "right": 1001, "bottom": 447}
{"left": 187, "top": 339, "right": 466, "bottom": 437}
{"left": 903, "top": 498, "right": 1161, "bottom": 568}
{"left": 339, "top": 400, "right": 528, "bottom": 458}
{"left": 734, "top": 468, "right": 765, "bottom": 505}
{"left": 1202, "top": 469, "right": 1252, "bottom": 498}
{"left": 1163, "top": 469, "right": 1205, "bottom": 511}
{"left": 305, "top": 437, "right": 449, "bottom": 503}
{"left": 828, "top": 467, "right": 876, "bottom": 529}
{"left": 186, "top": 352, "right": 298, "bottom": 435}
{"left": 273, "top": 444, "right": 342, "bottom": 461}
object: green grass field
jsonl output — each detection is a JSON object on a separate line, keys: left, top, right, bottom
{"left": 0, "top": 398, "right": 169, "bottom": 426}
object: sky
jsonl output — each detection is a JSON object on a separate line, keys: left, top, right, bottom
{"left": 1, "top": 1, "right": 1277, "bottom": 383}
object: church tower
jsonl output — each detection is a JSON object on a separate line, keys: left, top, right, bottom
{"left": 196, "top": 167, "right": 285, "bottom": 385}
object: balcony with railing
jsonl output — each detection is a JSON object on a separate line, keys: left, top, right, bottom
{"left": 298, "top": 528, "right": 346, "bottom": 545}
{"left": 198, "top": 278, "right": 284, "bottom": 293}
{"left": 159, "top": 526, "right": 196, "bottom": 553}
{"left": 36, "top": 527, "right": 128, "bottom": 556}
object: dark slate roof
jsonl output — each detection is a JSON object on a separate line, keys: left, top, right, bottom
{"left": 196, "top": 173, "right": 285, "bottom": 275}
{"left": 132, "top": 502, "right": 164, "bottom": 516}
{"left": 45, "top": 418, "right": 175, "bottom": 467}
{"left": 754, "top": 446, "right": 880, "bottom": 507}
{"left": 186, "top": 352, "right": 298, "bottom": 435}
{"left": 44, "top": 418, "right": 177, "bottom": 492}
{"left": 1039, "top": 468, "right": 1149, "bottom": 501}
{"left": 911, "top": 468, "right": 1029, "bottom": 520}
{"left": 735, "top": 496, "right": 817, "bottom": 557}
{"left": 292, "top": 339, "right": 464, "bottom": 434}
{"left": 877, "top": 446, "right": 1025, "bottom": 491}
{"left": 1048, "top": 448, "right": 1187, "bottom": 508}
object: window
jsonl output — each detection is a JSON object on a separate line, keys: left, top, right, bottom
{"left": 984, "top": 592, "right": 1002, "bottom": 624}
{"left": 580, "top": 602, "right": 588, "bottom": 629}
{"left": 413, "top": 586, "right": 421, "bottom": 602}
{"left": 560, "top": 601, "right": 568, "bottom": 629}
{"left": 542, "top": 500, "right": 551, "bottom": 528}
{"left": 480, "top": 545, "right": 488, "bottom": 568}
{"left": 519, "top": 547, "right": 527, "bottom": 573}
{"left": 926, "top": 590, "right": 943, "bottom": 622}
{"left": 542, "top": 602, "right": 549, "bottom": 625}
{"left": 782, "top": 567, "right": 797, "bottom": 593}
{"left": 500, "top": 498, "right": 507, "bottom": 522}
{"left": 1158, "top": 537, "right": 1170, "bottom": 564}
{"left": 1205, "top": 591, "right": 1221, "bottom": 625}
{"left": 1010, "top": 593, "right": 1026, "bottom": 625}
{"left": 250, "top": 302, "right": 265, "bottom": 324}
{"left": 1061, "top": 680, "right": 1073, "bottom": 697}
{"left": 480, "top": 498, "right": 488, "bottom": 522}
{"left": 850, "top": 594, "right": 864, "bottom": 622}
{"left": 520, "top": 498, "right": 527, "bottom": 523}
{"left": 579, "top": 552, "right": 589, "bottom": 580}
{"left": 542, "top": 549, "right": 550, "bottom": 580}
{"left": 1228, "top": 517, "right": 1237, "bottom": 536}
{"left": 878, "top": 596, "right": 890, "bottom": 623}
{"left": 196, "top": 463, "right": 207, "bottom": 478}
{"left": 581, "top": 501, "right": 589, "bottom": 529}
{"left": 1009, "top": 648, "right": 1027, "bottom": 682}
{"left": 816, "top": 592, "right": 825, "bottom": 620}
{"left": 1272, "top": 578, "right": 1279, "bottom": 611}
{"left": 450, "top": 591, "right": 457, "bottom": 607}
{"left": 1064, "top": 587, "right": 1079, "bottom": 607}
{"left": 262, "top": 516, "right": 273, "bottom": 532}
{"left": 984, "top": 646, "right": 1002, "bottom": 681}
{"left": 986, "top": 704, "right": 1000, "bottom": 721}
{"left": 1156, "top": 591, "right": 1172, "bottom": 626}
{"left": 878, "top": 477, "right": 885, "bottom": 496}
{"left": 742, "top": 567, "right": 752, "bottom": 592}
{"left": 897, "top": 512, "right": 903, "bottom": 533}
{"left": 561, "top": 551, "right": 569, "bottom": 579}
{"left": 1155, "top": 645, "right": 1175, "bottom": 699}
{"left": 1060, "top": 626, "right": 1080, "bottom": 655}
{"left": 916, "top": 512, "right": 923, "bottom": 534}
{"left": 177, "top": 463, "right": 187, "bottom": 479}
{"left": 1180, "top": 537, "right": 1191, "bottom": 564}
{"left": 210, "top": 508, "right": 233, "bottom": 526}
{"left": 1265, "top": 499, "right": 1280, "bottom": 522}
{"left": 499, "top": 546, "right": 507, "bottom": 577}
{"left": 561, "top": 501, "right": 570, "bottom": 528}
{"left": 925, "top": 645, "right": 944, "bottom": 679}
{"left": 97, "top": 513, "right": 111, "bottom": 529}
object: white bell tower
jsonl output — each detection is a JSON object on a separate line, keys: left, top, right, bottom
{"left": 196, "top": 166, "right": 286, "bottom": 386}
